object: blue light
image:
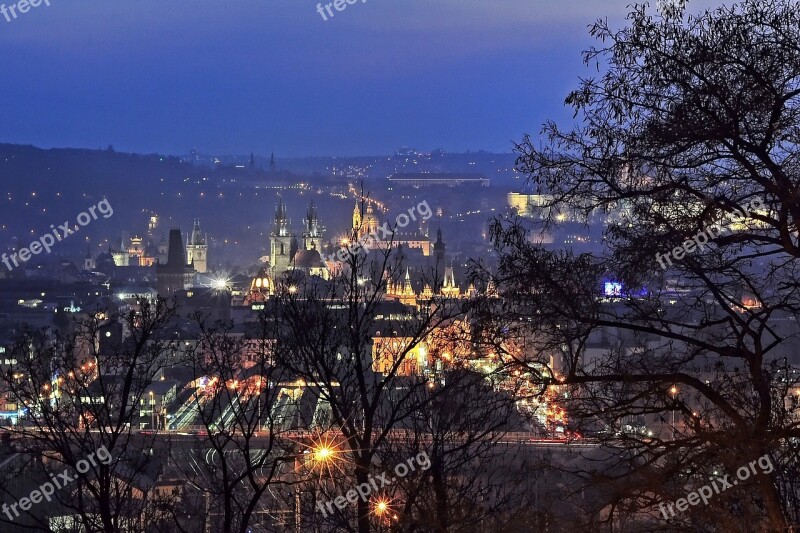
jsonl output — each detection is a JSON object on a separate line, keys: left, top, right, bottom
{"left": 604, "top": 282, "right": 623, "bottom": 297}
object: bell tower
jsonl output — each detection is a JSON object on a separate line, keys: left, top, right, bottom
{"left": 270, "top": 200, "right": 294, "bottom": 275}
{"left": 433, "top": 228, "right": 446, "bottom": 265}
{"left": 352, "top": 201, "right": 362, "bottom": 234}
{"left": 185, "top": 219, "right": 208, "bottom": 273}
{"left": 303, "top": 200, "right": 324, "bottom": 251}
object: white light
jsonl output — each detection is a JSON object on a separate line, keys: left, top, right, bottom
{"left": 212, "top": 277, "right": 230, "bottom": 291}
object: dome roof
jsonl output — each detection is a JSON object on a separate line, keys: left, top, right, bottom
{"left": 293, "top": 249, "right": 326, "bottom": 269}
{"left": 249, "top": 265, "right": 274, "bottom": 294}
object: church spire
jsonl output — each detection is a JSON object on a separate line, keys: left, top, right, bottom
{"left": 353, "top": 200, "right": 362, "bottom": 231}
{"left": 190, "top": 219, "right": 205, "bottom": 245}
{"left": 307, "top": 199, "right": 317, "bottom": 224}
{"left": 275, "top": 199, "right": 286, "bottom": 222}
{"left": 434, "top": 227, "right": 446, "bottom": 264}
{"left": 303, "top": 200, "right": 324, "bottom": 251}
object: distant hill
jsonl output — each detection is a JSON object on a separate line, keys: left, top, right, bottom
{"left": 0, "top": 144, "right": 313, "bottom": 258}
{"left": 0, "top": 143, "right": 196, "bottom": 228}
{"left": 193, "top": 147, "right": 520, "bottom": 185}
{"left": 0, "top": 143, "right": 515, "bottom": 268}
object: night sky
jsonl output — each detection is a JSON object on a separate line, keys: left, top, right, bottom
{"left": 0, "top": 0, "right": 722, "bottom": 157}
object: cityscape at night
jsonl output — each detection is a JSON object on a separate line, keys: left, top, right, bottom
{"left": 0, "top": 0, "right": 799, "bottom": 531}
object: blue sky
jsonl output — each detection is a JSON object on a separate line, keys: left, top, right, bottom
{"left": 0, "top": 0, "right": 723, "bottom": 156}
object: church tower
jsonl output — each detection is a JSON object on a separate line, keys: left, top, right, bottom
{"left": 352, "top": 201, "right": 362, "bottom": 234}
{"left": 303, "top": 200, "right": 324, "bottom": 251}
{"left": 186, "top": 219, "right": 208, "bottom": 273}
{"left": 433, "top": 228, "right": 446, "bottom": 265}
{"left": 441, "top": 265, "right": 460, "bottom": 298}
{"left": 270, "top": 200, "right": 295, "bottom": 275}
{"left": 353, "top": 202, "right": 379, "bottom": 240}
{"left": 398, "top": 268, "right": 417, "bottom": 305}
{"left": 83, "top": 246, "right": 96, "bottom": 272}
{"left": 353, "top": 200, "right": 378, "bottom": 239}
{"left": 364, "top": 204, "right": 379, "bottom": 239}
{"left": 157, "top": 229, "right": 197, "bottom": 297}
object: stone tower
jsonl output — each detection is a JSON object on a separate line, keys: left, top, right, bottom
{"left": 157, "top": 229, "right": 197, "bottom": 297}
{"left": 303, "top": 200, "right": 324, "bottom": 251}
{"left": 186, "top": 219, "right": 208, "bottom": 273}
{"left": 433, "top": 228, "right": 446, "bottom": 265}
{"left": 270, "top": 200, "right": 295, "bottom": 275}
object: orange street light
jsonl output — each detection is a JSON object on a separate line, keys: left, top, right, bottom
{"left": 312, "top": 446, "right": 334, "bottom": 464}
{"left": 375, "top": 499, "right": 389, "bottom": 515}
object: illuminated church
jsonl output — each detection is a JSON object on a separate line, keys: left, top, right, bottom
{"left": 268, "top": 200, "right": 330, "bottom": 281}
{"left": 243, "top": 264, "right": 274, "bottom": 305}
{"left": 269, "top": 200, "right": 296, "bottom": 275}
{"left": 352, "top": 201, "right": 432, "bottom": 256}
{"left": 248, "top": 199, "right": 469, "bottom": 307}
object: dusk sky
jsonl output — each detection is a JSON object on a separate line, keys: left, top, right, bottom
{"left": 0, "top": 0, "right": 721, "bottom": 156}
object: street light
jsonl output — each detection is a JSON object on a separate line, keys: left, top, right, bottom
{"left": 375, "top": 500, "right": 388, "bottom": 515}
{"left": 301, "top": 436, "right": 345, "bottom": 530}
{"left": 313, "top": 446, "right": 333, "bottom": 463}
{"left": 149, "top": 391, "right": 155, "bottom": 429}
{"left": 307, "top": 434, "right": 343, "bottom": 474}
{"left": 374, "top": 498, "right": 398, "bottom": 528}
{"left": 670, "top": 386, "right": 678, "bottom": 439}
{"left": 294, "top": 446, "right": 336, "bottom": 533}
{"left": 211, "top": 277, "right": 231, "bottom": 291}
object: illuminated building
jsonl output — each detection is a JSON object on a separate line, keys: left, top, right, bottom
{"left": 385, "top": 268, "right": 417, "bottom": 305}
{"left": 185, "top": 219, "right": 208, "bottom": 273}
{"left": 441, "top": 266, "right": 460, "bottom": 298}
{"left": 110, "top": 240, "right": 129, "bottom": 267}
{"left": 148, "top": 214, "right": 159, "bottom": 237}
{"left": 288, "top": 202, "right": 330, "bottom": 280}
{"left": 243, "top": 265, "right": 274, "bottom": 305}
{"left": 388, "top": 173, "right": 489, "bottom": 188}
{"left": 351, "top": 201, "right": 431, "bottom": 256}
{"left": 290, "top": 250, "right": 330, "bottom": 280}
{"left": 392, "top": 231, "right": 431, "bottom": 255}
{"left": 507, "top": 193, "right": 555, "bottom": 215}
{"left": 372, "top": 336, "right": 429, "bottom": 376}
{"left": 269, "top": 200, "right": 296, "bottom": 276}
{"left": 303, "top": 201, "right": 325, "bottom": 252}
{"left": 127, "top": 236, "right": 157, "bottom": 267}
{"left": 353, "top": 201, "right": 379, "bottom": 241}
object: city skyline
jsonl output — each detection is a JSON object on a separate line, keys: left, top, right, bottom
{"left": 0, "top": 1, "right": 797, "bottom": 530}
